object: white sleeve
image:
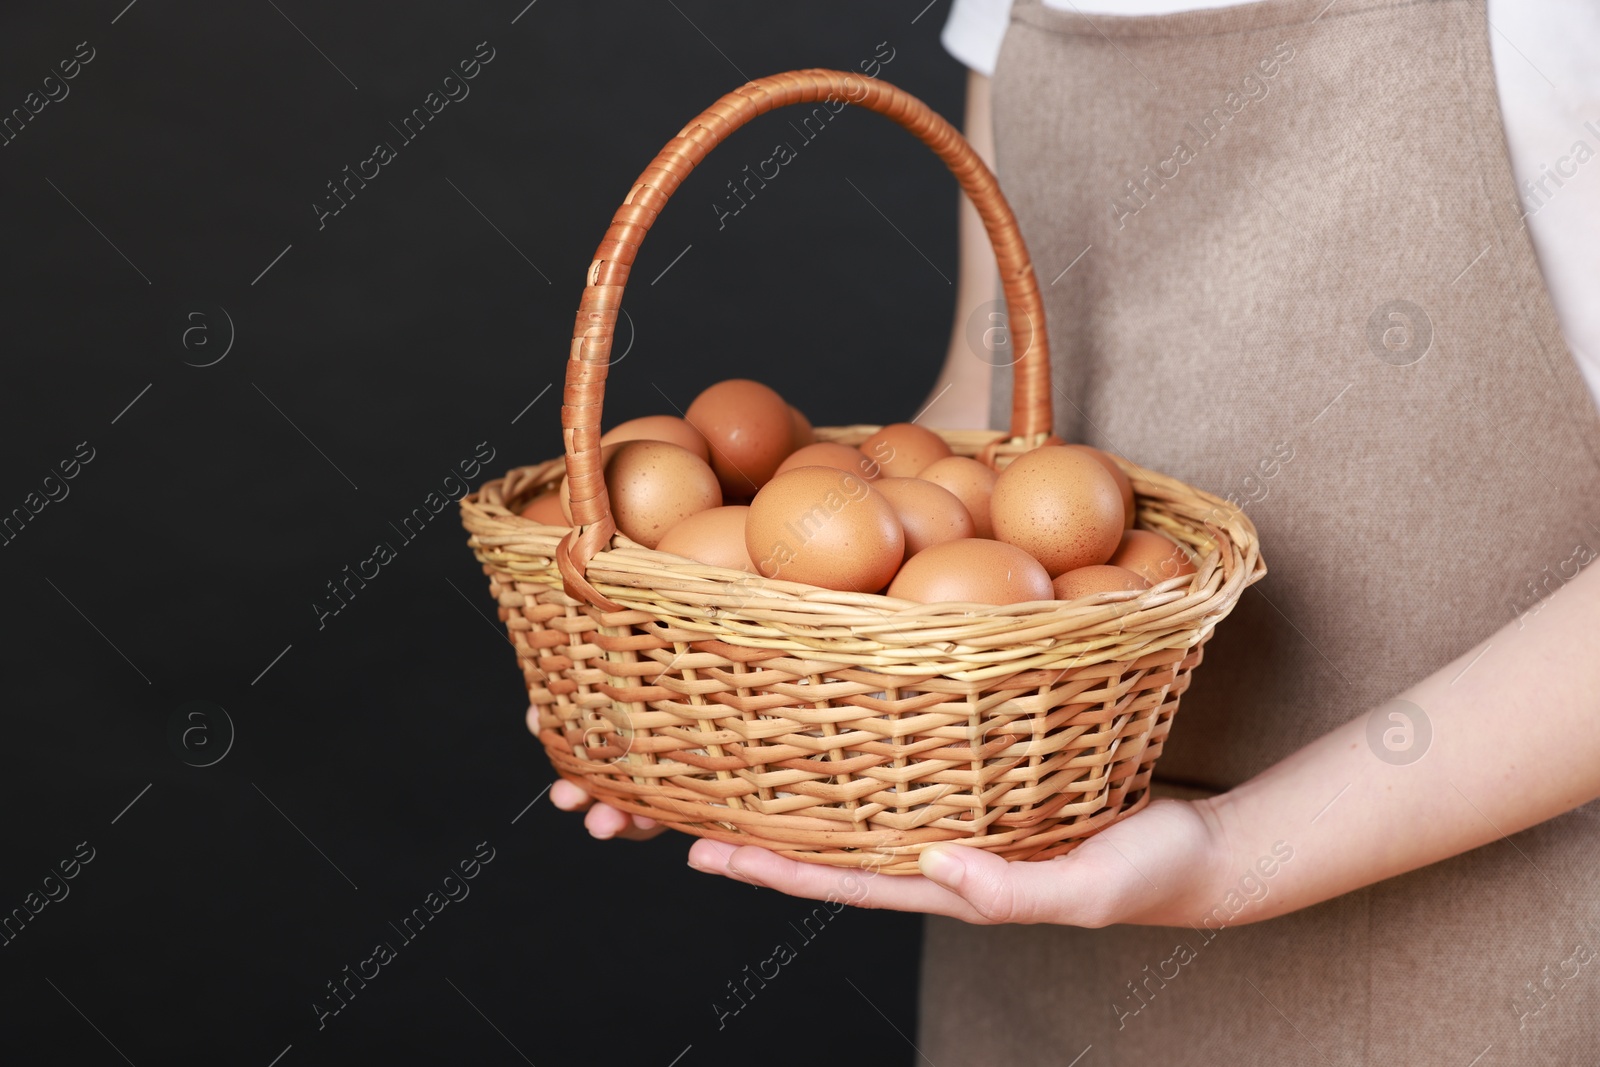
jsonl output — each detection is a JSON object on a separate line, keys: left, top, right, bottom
{"left": 941, "top": 0, "right": 1016, "bottom": 77}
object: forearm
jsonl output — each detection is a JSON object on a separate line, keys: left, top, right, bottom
{"left": 1204, "top": 560, "right": 1600, "bottom": 925}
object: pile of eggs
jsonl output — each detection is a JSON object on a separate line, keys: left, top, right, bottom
{"left": 520, "top": 379, "right": 1197, "bottom": 606}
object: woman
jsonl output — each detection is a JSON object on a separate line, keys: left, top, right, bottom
{"left": 556, "top": 0, "right": 1600, "bottom": 1060}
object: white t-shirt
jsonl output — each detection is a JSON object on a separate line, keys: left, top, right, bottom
{"left": 943, "top": 0, "right": 1600, "bottom": 409}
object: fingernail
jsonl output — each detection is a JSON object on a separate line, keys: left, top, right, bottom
{"left": 919, "top": 847, "right": 965, "bottom": 886}
{"left": 688, "top": 842, "right": 734, "bottom": 874}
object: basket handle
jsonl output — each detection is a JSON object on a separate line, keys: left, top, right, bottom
{"left": 558, "top": 68, "right": 1053, "bottom": 608}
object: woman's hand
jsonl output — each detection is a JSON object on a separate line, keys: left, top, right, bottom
{"left": 685, "top": 797, "right": 1235, "bottom": 928}
{"left": 548, "top": 778, "right": 670, "bottom": 841}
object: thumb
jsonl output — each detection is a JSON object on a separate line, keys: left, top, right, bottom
{"left": 918, "top": 844, "right": 1045, "bottom": 925}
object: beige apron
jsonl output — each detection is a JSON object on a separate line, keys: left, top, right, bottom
{"left": 921, "top": 0, "right": 1600, "bottom": 1062}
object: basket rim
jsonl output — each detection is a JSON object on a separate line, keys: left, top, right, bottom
{"left": 460, "top": 424, "right": 1265, "bottom": 675}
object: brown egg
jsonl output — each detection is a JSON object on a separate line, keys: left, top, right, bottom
{"left": 561, "top": 440, "right": 720, "bottom": 549}
{"left": 1109, "top": 529, "right": 1198, "bottom": 586}
{"left": 600, "top": 415, "right": 711, "bottom": 463}
{"left": 657, "top": 506, "right": 756, "bottom": 572}
{"left": 789, "top": 405, "right": 815, "bottom": 450}
{"left": 520, "top": 491, "right": 569, "bottom": 526}
{"left": 745, "top": 466, "right": 904, "bottom": 591}
{"left": 1052, "top": 564, "right": 1150, "bottom": 600}
{"left": 775, "top": 442, "right": 880, "bottom": 481}
{"left": 861, "top": 423, "right": 953, "bottom": 478}
{"left": 990, "top": 445, "right": 1124, "bottom": 576}
{"left": 872, "top": 477, "right": 975, "bottom": 557}
{"left": 685, "top": 379, "right": 794, "bottom": 498}
{"left": 887, "top": 538, "right": 1053, "bottom": 605}
{"left": 1066, "top": 444, "right": 1136, "bottom": 531}
{"left": 918, "top": 456, "right": 999, "bottom": 538}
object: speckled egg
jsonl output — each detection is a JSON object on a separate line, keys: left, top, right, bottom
{"left": 872, "top": 477, "right": 975, "bottom": 557}
{"left": 656, "top": 505, "right": 756, "bottom": 572}
{"left": 776, "top": 442, "right": 881, "bottom": 481}
{"left": 745, "top": 466, "right": 903, "bottom": 591}
{"left": 685, "top": 379, "right": 794, "bottom": 497}
{"left": 600, "top": 415, "right": 711, "bottom": 463}
{"left": 1109, "top": 529, "right": 1198, "bottom": 586}
{"left": 561, "top": 440, "right": 720, "bottom": 548}
{"left": 860, "top": 423, "right": 953, "bottom": 478}
{"left": 1052, "top": 564, "right": 1150, "bottom": 600}
{"left": 1066, "top": 444, "right": 1136, "bottom": 531}
{"left": 990, "top": 445, "right": 1124, "bottom": 576}
{"left": 520, "top": 491, "right": 569, "bottom": 526}
{"left": 887, "top": 538, "right": 1053, "bottom": 605}
{"left": 917, "top": 456, "right": 999, "bottom": 538}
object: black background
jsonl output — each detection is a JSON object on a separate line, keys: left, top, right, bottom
{"left": 0, "top": 2, "right": 965, "bottom": 1064}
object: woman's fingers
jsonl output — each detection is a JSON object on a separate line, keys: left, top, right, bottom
{"left": 685, "top": 829, "right": 1173, "bottom": 927}
{"left": 917, "top": 842, "right": 1133, "bottom": 926}
{"left": 687, "top": 840, "right": 966, "bottom": 916}
{"left": 547, "top": 783, "right": 665, "bottom": 844}
{"left": 687, "top": 840, "right": 1033, "bottom": 924}
{"left": 581, "top": 803, "right": 666, "bottom": 841}
{"left": 582, "top": 803, "right": 622, "bottom": 837}
{"left": 611, "top": 814, "right": 669, "bottom": 841}
{"left": 551, "top": 780, "right": 670, "bottom": 841}
{"left": 549, "top": 778, "right": 593, "bottom": 812}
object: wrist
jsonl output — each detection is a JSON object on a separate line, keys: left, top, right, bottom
{"left": 1183, "top": 790, "right": 1300, "bottom": 929}
{"left": 1098, "top": 796, "right": 1243, "bottom": 928}
{"left": 1180, "top": 792, "right": 1253, "bottom": 923}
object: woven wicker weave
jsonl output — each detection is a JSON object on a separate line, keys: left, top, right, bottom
{"left": 460, "top": 70, "right": 1265, "bottom": 873}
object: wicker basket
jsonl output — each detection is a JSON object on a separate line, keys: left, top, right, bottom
{"left": 460, "top": 69, "right": 1265, "bottom": 874}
